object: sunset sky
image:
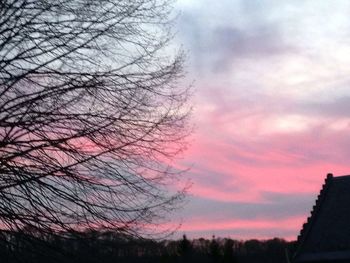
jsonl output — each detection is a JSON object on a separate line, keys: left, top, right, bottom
{"left": 173, "top": 0, "right": 350, "bottom": 240}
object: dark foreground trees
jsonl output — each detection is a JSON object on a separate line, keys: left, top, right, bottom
{"left": 0, "top": 0, "right": 190, "bottom": 245}
{"left": 0, "top": 231, "right": 295, "bottom": 263}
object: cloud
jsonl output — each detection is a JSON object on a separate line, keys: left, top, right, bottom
{"left": 174, "top": 0, "right": 350, "bottom": 240}
{"left": 180, "top": 193, "right": 315, "bottom": 220}
{"left": 177, "top": 7, "right": 294, "bottom": 74}
{"left": 209, "top": 25, "right": 295, "bottom": 72}
{"left": 299, "top": 96, "right": 350, "bottom": 117}
{"left": 175, "top": 216, "right": 305, "bottom": 240}
{"left": 173, "top": 192, "right": 318, "bottom": 239}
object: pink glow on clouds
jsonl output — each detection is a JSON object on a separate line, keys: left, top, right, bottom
{"left": 161, "top": 216, "right": 303, "bottom": 240}
{"left": 180, "top": 217, "right": 301, "bottom": 232}
{"left": 179, "top": 216, "right": 304, "bottom": 239}
{"left": 171, "top": 216, "right": 307, "bottom": 240}
{"left": 172, "top": 0, "right": 350, "bottom": 240}
{"left": 185, "top": 156, "right": 350, "bottom": 201}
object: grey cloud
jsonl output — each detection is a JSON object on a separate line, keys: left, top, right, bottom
{"left": 189, "top": 166, "right": 246, "bottom": 194}
{"left": 299, "top": 96, "right": 350, "bottom": 118}
{"left": 210, "top": 25, "right": 293, "bottom": 72}
{"left": 180, "top": 192, "right": 315, "bottom": 221}
{"left": 177, "top": 8, "right": 295, "bottom": 74}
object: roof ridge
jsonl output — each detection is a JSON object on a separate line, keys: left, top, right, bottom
{"left": 331, "top": 174, "right": 350, "bottom": 180}
{"left": 293, "top": 173, "right": 333, "bottom": 261}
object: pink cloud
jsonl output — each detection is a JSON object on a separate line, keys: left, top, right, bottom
{"left": 175, "top": 0, "right": 350, "bottom": 240}
{"left": 175, "top": 90, "right": 350, "bottom": 239}
{"left": 179, "top": 216, "right": 303, "bottom": 232}
{"left": 168, "top": 216, "right": 306, "bottom": 240}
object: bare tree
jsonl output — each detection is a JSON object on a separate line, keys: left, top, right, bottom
{"left": 0, "top": 0, "right": 190, "bottom": 238}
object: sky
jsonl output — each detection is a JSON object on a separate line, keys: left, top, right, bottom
{"left": 172, "top": 0, "right": 350, "bottom": 240}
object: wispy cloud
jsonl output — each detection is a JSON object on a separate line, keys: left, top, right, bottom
{"left": 175, "top": 0, "right": 350, "bottom": 239}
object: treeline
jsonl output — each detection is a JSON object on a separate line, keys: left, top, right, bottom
{"left": 0, "top": 229, "right": 296, "bottom": 263}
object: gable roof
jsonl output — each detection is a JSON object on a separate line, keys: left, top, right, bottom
{"left": 293, "top": 173, "right": 350, "bottom": 262}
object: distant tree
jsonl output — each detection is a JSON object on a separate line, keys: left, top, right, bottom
{"left": 0, "top": 0, "right": 190, "bottom": 242}
{"left": 265, "top": 238, "right": 289, "bottom": 263}
{"left": 222, "top": 239, "right": 238, "bottom": 263}
{"left": 209, "top": 236, "right": 220, "bottom": 262}
{"left": 178, "top": 235, "right": 193, "bottom": 262}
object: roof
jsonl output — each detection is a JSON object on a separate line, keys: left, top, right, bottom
{"left": 293, "top": 173, "right": 350, "bottom": 263}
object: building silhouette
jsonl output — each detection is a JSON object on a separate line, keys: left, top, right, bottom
{"left": 293, "top": 173, "right": 350, "bottom": 263}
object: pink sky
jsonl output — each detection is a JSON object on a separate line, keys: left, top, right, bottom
{"left": 171, "top": 0, "right": 350, "bottom": 240}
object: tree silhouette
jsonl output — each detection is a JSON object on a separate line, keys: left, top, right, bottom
{"left": 222, "top": 239, "right": 238, "bottom": 263}
{"left": 0, "top": 231, "right": 297, "bottom": 263}
{"left": 0, "top": 0, "right": 190, "bottom": 241}
{"left": 178, "top": 235, "right": 193, "bottom": 262}
{"left": 209, "top": 236, "right": 220, "bottom": 262}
